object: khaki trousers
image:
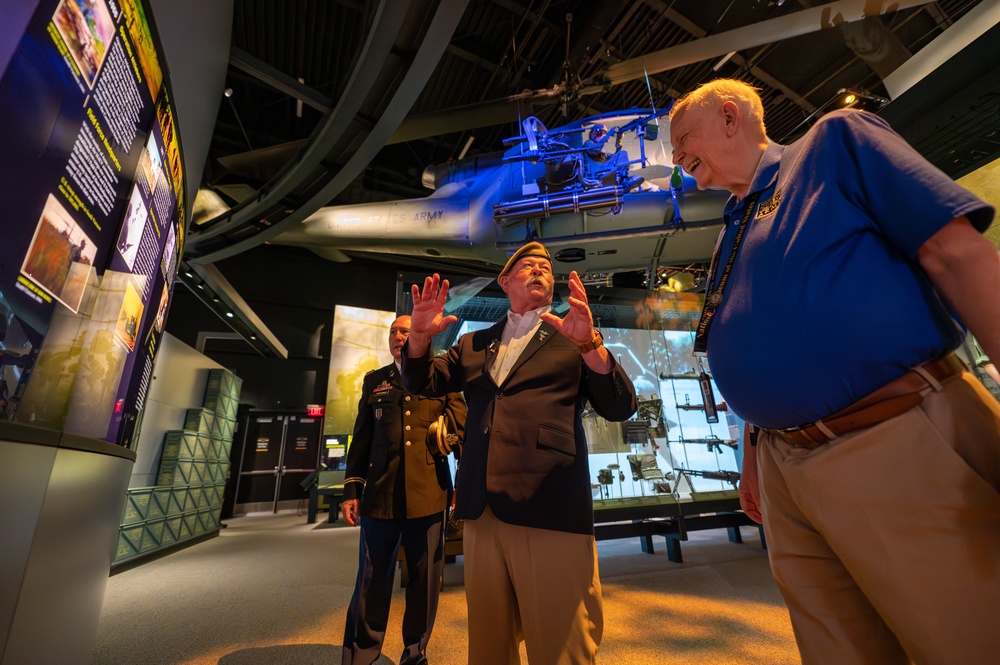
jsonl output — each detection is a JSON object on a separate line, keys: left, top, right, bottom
{"left": 463, "top": 505, "right": 603, "bottom": 665}
{"left": 758, "top": 372, "right": 1000, "bottom": 665}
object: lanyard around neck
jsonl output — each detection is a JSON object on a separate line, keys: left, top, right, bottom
{"left": 693, "top": 192, "right": 761, "bottom": 356}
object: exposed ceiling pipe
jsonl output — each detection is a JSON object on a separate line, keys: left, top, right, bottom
{"left": 882, "top": 0, "right": 1000, "bottom": 100}
{"left": 585, "top": 0, "right": 936, "bottom": 92}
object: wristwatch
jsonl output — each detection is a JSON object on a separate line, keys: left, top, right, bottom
{"left": 578, "top": 329, "right": 604, "bottom": 353}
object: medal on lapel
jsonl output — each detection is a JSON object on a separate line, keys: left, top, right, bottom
{"left": 488, "top": 339, "right": 499, "bottom": 355}
{"left": 537, "top": 329, "right": 549, "bottom": 342}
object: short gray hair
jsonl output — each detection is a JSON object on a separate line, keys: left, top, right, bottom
{"left": 669, "top": 79, "right": 766, "bottom": 133}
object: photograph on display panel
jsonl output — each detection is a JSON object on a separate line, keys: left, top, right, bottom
{"left": 52, "top": 0, "right": 116, "bottom": 89}
{"left": 324, "top": 306, "right": 397, "bottom": 436}
{"left": 114, "top": 280, "right": 143, "bottom": 352}
{"left": 119, "top": 0, "right": 162, "bottom": 100}
{"left": 21, "top": 194, "right": 96, "bottom": 314}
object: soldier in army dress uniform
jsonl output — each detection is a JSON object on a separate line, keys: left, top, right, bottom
{"left": 341, "top": 315, "right": 467, "bottom": 665}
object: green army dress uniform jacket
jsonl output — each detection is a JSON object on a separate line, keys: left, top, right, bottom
{"left": 343, "top": 363, "right": 467, "bottom": 519}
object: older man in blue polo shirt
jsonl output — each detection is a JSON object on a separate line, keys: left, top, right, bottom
{"left": 669, "top": 78, "right": 1000, "bottom": 665}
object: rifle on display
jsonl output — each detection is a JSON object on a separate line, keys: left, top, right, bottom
{"left": 679, "top": 436, "right": 737, "bottom": 453}
{"left": 680, "top": 468, "right": 741, "bottom": 487}
{"left": 676, "top": 402, "right": 728, "bottom": 412}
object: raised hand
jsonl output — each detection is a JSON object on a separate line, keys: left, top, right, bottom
{"left": 406, "top": 274, "right": 458, "bottom": 359}
{"left": 540, "top": 271, "right": 594, "bottom": 345}
{"left": 410, "top": 273, "right": 458, "bottom": 336}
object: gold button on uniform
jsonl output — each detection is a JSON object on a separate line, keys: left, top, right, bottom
{"left": 405, "top": 425, "right": 411, "bottom": 431}
{"left": 405, "top": 396, "right": 411, "bottom": 401}
{"left": 405, "top": 441, "right": 412, "bottom": 447}
{"left": 405, "top": 410, "right": 411, "bottom": 416}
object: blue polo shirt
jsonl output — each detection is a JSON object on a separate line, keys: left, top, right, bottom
{"left": 704, "top": 109, "right": 994, "bottom": 428}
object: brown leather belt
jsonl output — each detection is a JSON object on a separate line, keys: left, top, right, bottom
{"left": 762, "top": 353, "right": 966, "bottom": 446}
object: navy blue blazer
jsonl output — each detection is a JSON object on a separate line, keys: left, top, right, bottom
{"left": 402, "top": 321, "right": 637, "bottom": 535}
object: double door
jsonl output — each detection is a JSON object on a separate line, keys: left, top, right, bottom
{"left": 234, "top": 411, "right": 323, "bottom": 514}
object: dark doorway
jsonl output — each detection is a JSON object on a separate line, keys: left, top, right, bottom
{"left": 233, "top": 410, "right": 323, "bottom": 514}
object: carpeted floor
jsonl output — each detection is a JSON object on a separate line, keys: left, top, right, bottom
{"left": 90, "top": 510, "right": 799, "bottom": 664}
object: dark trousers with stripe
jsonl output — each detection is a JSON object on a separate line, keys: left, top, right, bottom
{"left": 342, "top": 511, "right": 445, "bottom": 665}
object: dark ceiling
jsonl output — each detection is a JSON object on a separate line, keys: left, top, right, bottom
{"left": 190, "top": 0, "right": 997, "bottom": 254}
{"left": 175, "top": 0, "right": 1000, "bottom": 354}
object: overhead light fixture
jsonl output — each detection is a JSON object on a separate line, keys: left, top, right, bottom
{"left": 712, "top": 51, "right": 736, "bottom": 72}
{"left": 177, "top": 263, "right": 288, "bottom": 358}
{"left": 780, "top": 87, "right": 890, "bottom": 142}
{"left": 836, "top": 88, "right": 889, "bottom": 110}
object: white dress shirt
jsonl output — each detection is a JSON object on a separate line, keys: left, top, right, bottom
{"left": 490, "top": 305, "right": 551, "bottom": 385}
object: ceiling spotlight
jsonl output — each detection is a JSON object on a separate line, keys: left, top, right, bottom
{"left": 225, "top": 311, "right": 234, "bottom": 318}
{"left": 224, "top": 87, "right": 233, "bottom": 98}
{"left": 836, "top": 89, "right": 889, "bottom": 111}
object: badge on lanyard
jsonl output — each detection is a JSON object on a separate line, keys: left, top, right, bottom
{"left": 699, "top": 372, "right": 719, "bottom": 424}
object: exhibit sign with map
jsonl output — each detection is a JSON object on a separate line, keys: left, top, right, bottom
{"left": 0, "top": 0, "right": 185, "bottom": 447}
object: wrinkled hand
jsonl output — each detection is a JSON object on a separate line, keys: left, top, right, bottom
{"left": 540, "top": 271, "right": 594, "bottom": 345}
{"left": 410, "top": 274, "right": 458, "bottom": 337}
{"left": 341, "top": 498, "right": 360, "bottom": 527}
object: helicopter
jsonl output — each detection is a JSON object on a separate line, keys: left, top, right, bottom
{"left": 266, "top": 107, "right": 731, "bottom": 283}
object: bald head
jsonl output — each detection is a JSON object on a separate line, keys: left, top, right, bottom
{"left": 388, "top": 315, "right": 411, "bottom": 363}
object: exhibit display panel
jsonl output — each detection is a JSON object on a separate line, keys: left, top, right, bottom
{"left": 0, "top": 0, "right": 186, "bottom": 449}
{"left": 0, "top": 2, "right": 191, "bottom": 661}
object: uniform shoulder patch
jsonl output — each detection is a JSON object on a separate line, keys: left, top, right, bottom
{"left": 756, "top": 189, "right": 781, "bottom": 219}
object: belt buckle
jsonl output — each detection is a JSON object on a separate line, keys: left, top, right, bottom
{"left": 780, "top": 424, "right": 820, "bottom": 446}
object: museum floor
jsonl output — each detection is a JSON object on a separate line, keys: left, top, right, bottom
{"left": 90, "top": 511, "right": 798, "bottom": 665}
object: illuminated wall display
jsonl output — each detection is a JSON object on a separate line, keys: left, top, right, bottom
{"left": 0, "top": 0, "right": 185, "bottom": 447}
